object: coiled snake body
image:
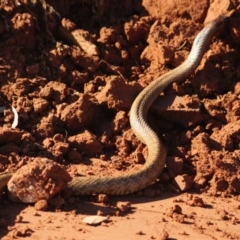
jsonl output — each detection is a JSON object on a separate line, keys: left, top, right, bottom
{"left": 0, "top": 16, "right": 227, "bottom": 196}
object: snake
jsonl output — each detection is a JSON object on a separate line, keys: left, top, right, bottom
{"left": 0, "top": 15, "right": 227, "bottom": 196}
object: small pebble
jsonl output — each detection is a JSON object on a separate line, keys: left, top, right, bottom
{"left": 15, "top": 215, "right": 23, "bottom": 223}
{"left": 157, "top": 230, "right": 169, "bottom": 240}
{"left": 34, "top": 199, "right": 48, "bottom": 211}
{"left": 97, "top": 194, "right": 108, "bottom": 203}
{"left": 82, "top": 216, "right": 108, "bottom": 225}
{"left": 173, "top": 174, "right": 193, "bottom": 191}
{"left": 186, "top": 196, "right": 205, "bottom": 207}
{"left": 116, "top": 201, "right": 131, "bottom": 212}
{"left": 219, "top": 210, "right": 229, "bottom": 220}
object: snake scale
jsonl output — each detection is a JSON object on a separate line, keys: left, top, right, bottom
{"left": 0, "top": 15, "right": 227, "bottom": 196}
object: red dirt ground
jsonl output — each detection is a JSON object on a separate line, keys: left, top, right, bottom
{"left": 0, "top": 0, "right": 240, "bottom": 239}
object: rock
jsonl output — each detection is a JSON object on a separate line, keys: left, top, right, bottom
{"left": 34, "top": 199, "right": 48, "bottom": 211}
{"left": 97, "top": 194, "right": 109, "bottom": 203}
{"left": 8, "top": 158, "right": 72, "bottom": 203}
{"left": 15, "top": 215, "right": 23, "bottom": 223}
{"left": 112, "top": 111, "right": 128, "bottom": 132}
{"left": 157, "top": 230, "right": 169, "bottom": 240}
{"left": 59, "top": 94, "right": 99, "bottom": 132}
{"left": 71, "top": 29, "right": 99, "bottom": 56}
{"left": 186, "top": 196, "right": 205, "bottom": 207}
{"left": 173, "top": 174, "right": 193, "bottom": 191}
{"left": 116, "top": 201, "right": 131, "bottom": 212}
{"left": 68, "top": 130, "right": 103, "bottom": 156}
{"left": 82, "top": 216, "right": 109, "bottom": 225}
{"left": 96, "top": 76, "right": 142, "bottom": 111}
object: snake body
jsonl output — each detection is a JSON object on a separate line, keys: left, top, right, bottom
{"left": 0, "top": 16, "right": 227, "bottom": 196}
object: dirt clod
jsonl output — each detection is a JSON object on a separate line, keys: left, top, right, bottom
{"left": 186, "top": 195, "right": 205, "bottom": 207}
{"left": 7, "top": 158, "right": 72, "bottom": 203}
{"left": 97, "top": 194, "right": 109, "bottom": 203}
{"left": 157, "top": 230, "right": 169, "bottom": 240}
{"left": 173, "top": 174, "right": 193, "bottom": 191}
{"left": 15, "top": 215, "right": 23, "bottom": 223}
{"left": 34, "top": 200, "right": 48, "bottom": 211}
{"left": 116, "top": 201, "right": 131, "bottom": 212}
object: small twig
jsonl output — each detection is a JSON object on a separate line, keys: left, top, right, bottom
{"left": 177, "top": 40, "right": 187, "bottom": 50}
{"left": 98, "top": 131, "right": 107, "bottom": 141}
{"left": 100, "top": 59, "right": 127, "bottom": 81}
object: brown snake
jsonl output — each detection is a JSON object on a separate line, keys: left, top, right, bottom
{"left": 0, "top": 15, "right": 227, "bottom": 196}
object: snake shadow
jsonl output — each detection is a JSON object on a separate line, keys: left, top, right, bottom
{"left": 63, "top": 192, "right": 182, "bottom": 216}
